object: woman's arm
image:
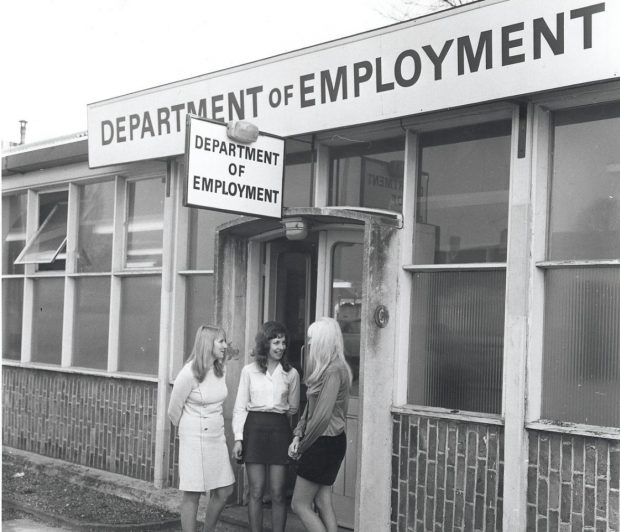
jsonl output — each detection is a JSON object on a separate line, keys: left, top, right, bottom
{"left": 297, "top": 370, "right": 341, "bottom": 454}
{"left": 167, "top": 366, "right": 194, "bottom": 426}
{"left": 287, "top": 368, "right": 301, "bottom": 416}
{"left": 232, "top": 365, "right": 251, "bottom": 441}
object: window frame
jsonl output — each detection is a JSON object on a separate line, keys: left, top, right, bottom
{"left": 527, "top": 87, "right": 620, "bottom": 433}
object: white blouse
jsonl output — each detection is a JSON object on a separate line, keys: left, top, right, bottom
{"left": 232, "top": 362, "right": 300, "bottom": 440}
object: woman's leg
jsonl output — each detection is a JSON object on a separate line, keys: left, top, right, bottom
{"left": 268, "top": 464, "right": 288, "bottom": 532}
{"left": 314, "top": 485, "right": 338, "bottom": 532}
{"left": 180, "top": 491, "right": 202, "bottom": 532}
{"left": 291, "top": 476, "right": 325, "bottom": 532}
{"left": 203, "top": 483, "right": 234, "bottom": 532}
{"left": 246, "top": 463, "right": 267, "bottom": 532}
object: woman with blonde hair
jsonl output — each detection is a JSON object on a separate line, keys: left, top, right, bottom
{"left": 288, "top": 317, "right": 352, "bottom": 532}
{"left": 168, "top": 325, "right": 236, "bottom": 532}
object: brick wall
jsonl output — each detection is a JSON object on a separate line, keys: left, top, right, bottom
{"left": 391, "top": 412, "right": 504, "bottom": 532}
{"left": 527, "top": 430, "right": 620, "bottom": 531}
{"left": 2, "top": 366, "right": 158, "bottom": 482}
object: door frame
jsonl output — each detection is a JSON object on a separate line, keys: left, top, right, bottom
{"left": 215, "top": 206, "right": 402, "bottom": 531}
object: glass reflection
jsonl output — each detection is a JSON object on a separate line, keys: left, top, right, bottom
{"left": 2, "top": 194, "right": 27, "bottom": 274}
{"left": 126, "top": 178, "right": 164, "bottom": 268}
{"left": 78, "top": 181, "right": 114, "bottom": 272}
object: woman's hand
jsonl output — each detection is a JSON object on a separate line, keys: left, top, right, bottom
{"left": 288, "top": 436, "right": 300, "bottom": 459}
{"left": 232, "top": 440, "right": 243, "bottom": 461}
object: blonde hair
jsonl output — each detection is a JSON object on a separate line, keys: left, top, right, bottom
{"left": 187, "top": 325, "right": 226, "bottom": 382}
{"left": 304, "top": 317, "right": 352, "bottom": 392}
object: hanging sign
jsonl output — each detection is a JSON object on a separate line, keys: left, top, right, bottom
{"left": 184, "top": 116, "right": 284, "bottom": 219}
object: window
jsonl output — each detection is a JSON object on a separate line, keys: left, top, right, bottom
{"left": 330, "top": 136, "right": 405, "bottom": 212}
{"left": 407, "top": 120, "right": 512, "bottom": 414}
{"left": 15, "top": 191, "right": 67, "bottom": 269}
{"left": 183, "top": 207, "right": 235, "bottom": 359}
{"left": 2, "top": 193, "right": 27, "bottom": 275}
{"left": 540, "top": 102, "right": 620, "bottom": 427}
{"left": 77, "top": 181, "right": 114, "bottom": 273}
{"left": 283, "top": 138, "right": 313, "bottom": 207}
{"left": 2, "top": 278, "right": 23, "bottom": 360}
{"left": 125, "top": 178, "right": 164, "bottom": 269}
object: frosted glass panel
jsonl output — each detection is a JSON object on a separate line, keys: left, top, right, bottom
{"left": 408, "top": 270, "right": 505, "bottom": 414}
{"left": 74, "top": 277, "right": 110, "bottom": 369}
{"left": 118, "top": 276, "right": 161, "bottom": 374}
{"left": 184, "top": 275, "right": 215, "bottom": 360}
{"left": 77, "top": 181, "right": 114, "bottom": 272}
{"left": 32, "top": 278, "right": 64, "bottom": 364}
{"left": 126, "top": 178, "right": 164, "bottom": 268}
{"left": 548, "top": 103, "right": 620, "bottom": 260}
{"left": 542, "top": 268, "right": 620, "bottom": 427}
{"left": 416, "top": 121, "right": 511, "bottom": 264}
{"left": 3, "top": 278, "right": 23, "bottom": 360}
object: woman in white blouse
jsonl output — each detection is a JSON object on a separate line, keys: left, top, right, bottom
{"left": 232, "top": 321, "right": 300, "bottom": 532}
{"left": 168, "top": 325, "right": 235, "bottom": 532}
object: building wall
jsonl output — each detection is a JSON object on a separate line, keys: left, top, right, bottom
{"left": 2, "top": 366, "right": 158, "bottom": 482}
{"left": 527, "top": 430, "right": 620, "bottom": 531}
{"left": 391, "top": 412, "right": 504, "bottom": 532}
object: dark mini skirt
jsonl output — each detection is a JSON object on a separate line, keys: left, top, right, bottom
{"left": 242, "top": 411, "right": 292, "bottom": 465}
{"left": 297, "top": 432, "right": 347, "bottom": 486}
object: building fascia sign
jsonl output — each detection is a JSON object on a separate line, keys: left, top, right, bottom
{"left": 88, "top": 0, "right": 620, "bottom": 168}
{"left": 184, "top": 116, "right": 284, "bottom": 219}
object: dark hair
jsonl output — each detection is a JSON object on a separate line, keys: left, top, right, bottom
{"left": 252, "top": 321, "right": 291, "bottom": 373}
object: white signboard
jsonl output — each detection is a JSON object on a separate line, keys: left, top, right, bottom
{"left": 88, "top": 0, "right": 620, "bottom": 167}
{"left": 185, "top": 116, "right": 284, "bottom": 219}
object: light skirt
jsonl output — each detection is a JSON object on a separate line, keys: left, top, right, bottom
{"left": 178, "top": 413, "right": 235, "bottom": 492}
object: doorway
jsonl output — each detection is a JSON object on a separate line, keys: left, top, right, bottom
{"left": 261, "top": 226, "right": 363, "bottom": 530}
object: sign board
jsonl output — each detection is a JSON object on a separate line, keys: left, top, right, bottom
{"left": 88, "top": 0, "right": 620, "bottom": 167}
{"left": 185, "top": 116, "right": 284, "bottom": 219}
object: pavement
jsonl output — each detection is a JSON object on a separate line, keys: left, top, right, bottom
{"left": 2, "top": 446, "right": 348, "bottom": 532}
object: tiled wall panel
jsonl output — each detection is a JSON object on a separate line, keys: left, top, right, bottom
{"left": 2, "top": 366, "right": 158, "bottom": 482}
{"left": 391, "top": 412, "right": 504, "bottom": 532}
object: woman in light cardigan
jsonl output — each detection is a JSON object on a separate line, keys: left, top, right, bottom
{"left": 168, "top": 325, "right": 235, "bottom": 532}
{"left": 288, "top": 317, "right": 352, "bottom": 532}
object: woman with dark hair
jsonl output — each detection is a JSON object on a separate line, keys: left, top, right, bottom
{"left": 168, "top": 325, "right": 236, "bottom": 532}
{"left": 232, "top": 321, "right": 300, "bottom": 532}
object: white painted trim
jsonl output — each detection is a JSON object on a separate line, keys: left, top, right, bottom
{"left": 61, "top": 184, "right": 79, "bottom": 367}
{"left": 536, "top": 259, "right": 620, "bottom": 268}
{"left": 177, "top": 269, "right": 215, "bottom": 275}
{"left": 20, "top": 190, "right": 38, "bottom": 364}
{"left": 391, "top": 405, "right": 504, "bottom": 426}
{"left": 1, "top": 360, "right": 158, "bottom": 382}
{"left": 154, "top": 160, "right": 177, "bottom": 488}
{"left": 112, "top": 269, "right": 163, "bottom": 277}
{"left": 501, "top": 103, "right": 534, "bottom": 532}
{"left": 526, "top": 420, "right": 620, "bottom": 441}
{"left": 107, "top": 177, "right": 125, "bottom": 373}
{"left": 244, "top": 239, "right": 263, "bottom": 363}
{"left": 526, "top": 106, "right": 551, "bottom": 423}
{"left": 393, "top": 129, "right": 417, "bottom": 406}
{"left": 403, "top": 262, "right": 506, "bottom": 272}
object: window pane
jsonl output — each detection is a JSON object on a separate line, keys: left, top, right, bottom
{"left": 126, "top": 178, "right": 164, "bottom": 268}
{"left": 416, "top": 121, "right": 511, "bottom": 264}
{"left": 73, "top": 277, "right": 110, "bottom": 369}
{"left": 16, "top": 194, "right": 68, "bottom": 266}
{"left": 78, "top": 181, "right": 114, "bottom": 272}
{"left": 284, "top": 139, "right": 313, "bottom": 207}
{"left": 118, "top": 275, "right": 161, "bottom": 374}
{"left": 184, "top": 275, "right": 215, "bottom": 360}
{"left": 2, "top": 278, "right": 23, "bottom": 359}
{"left": 330, "top": 137, "right": 404, "bottom": 212}
{"left": 188, "top": 209, "right": 236, "bottom": 270}
{"left": 548, "top": 103, "right": 620, "bottom": 260}
{"left": 331, "top": 242, "right": 363, "bottom": 396}
{"left": 2, "top": 193, "right": 27, "bottom": 274}
{"left": 32, "top": 278, "right": 64, "bottom": 364}
{"left": 408, "top": 270, "right": 505, "bottom": 414}
{"left": 542, "top": 267, "right": 620, "bottom": 427}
